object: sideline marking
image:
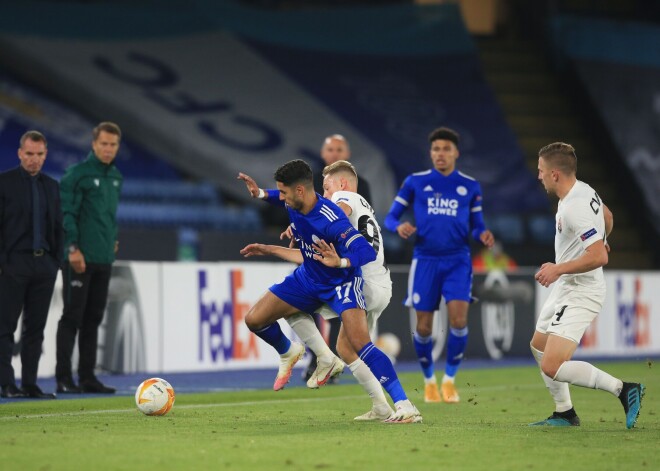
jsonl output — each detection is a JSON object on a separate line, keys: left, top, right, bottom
{"left": 0, "top": 383, "right": 540, "bottom": 421}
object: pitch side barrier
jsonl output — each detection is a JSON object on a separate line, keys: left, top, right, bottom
{"left": 11, "top": 262, "right": 660, "bottom": 379}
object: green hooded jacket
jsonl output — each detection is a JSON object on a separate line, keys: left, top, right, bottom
{"left": 60, "top": 152, "right": 123, "bottom": 264}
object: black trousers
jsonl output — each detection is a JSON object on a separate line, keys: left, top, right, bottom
{"left": 56, "top": 262, "right": 112, "bottom": 382}
{"left": 0, "top": 253, "right": 58, "bottom": 387}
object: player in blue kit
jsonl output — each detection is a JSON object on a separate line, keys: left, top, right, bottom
{"left": 240, "top": 159, "right": 422, "bottom": 423}
{"left": 385, "top": 127, "right": 494, "bottom": 404}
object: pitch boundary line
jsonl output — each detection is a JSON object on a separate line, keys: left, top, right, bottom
{"left": 0, "top": 383, "right": 540, "bottom": 421}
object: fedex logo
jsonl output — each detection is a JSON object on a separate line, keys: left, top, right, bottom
{"left": 427, "top": 196, "right": 458, "bottom": 216}
{"left": 198, "top": 269, "right": 258, "bottom": 363}
{"left": 616, "top": 277, "right": 650, "bottom": 347}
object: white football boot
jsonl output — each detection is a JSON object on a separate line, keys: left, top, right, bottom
{"left": 306, "top": 355, "right": 345, "bottom": 389}
{"left": 383, "top": 399, "right": 423, "bottom": 424}
{"left": 273, "top": 342, "right": 305, "bottom": 391}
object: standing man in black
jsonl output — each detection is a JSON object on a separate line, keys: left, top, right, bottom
{"left": 0, "top": 130, "right": 63, "bottom": 399}
{"left": 55, "top": 122, "right": 123, "bottom": 394}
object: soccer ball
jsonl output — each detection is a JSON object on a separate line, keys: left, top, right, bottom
{"left": 375, "top": 333, "right": 401, "bottom": 362}
{"left": 135, "top": 378, "right": 175, "bottom": 416}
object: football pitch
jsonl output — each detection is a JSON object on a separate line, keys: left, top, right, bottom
{"left": 0, "top": 361, "right": 656, "bottom": 471}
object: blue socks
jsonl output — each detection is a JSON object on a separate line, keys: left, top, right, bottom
{"left": 413, "top": 332, "right": 434, "bottom": 379}
{"left": 445, "top": 326, "right": 468, "bottom": 378}
{"left": 254, "top": 323, "right": 291, "bottom": 355}
{"left": 359, "top": 342, "right": 407, "bottom": 403}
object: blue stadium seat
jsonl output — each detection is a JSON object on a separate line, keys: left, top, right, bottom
{"left": 484, "top": 214, "right": 525, "bottom": 244}
{"left": 528, "top": 215, "right": 556, "bottom": 244}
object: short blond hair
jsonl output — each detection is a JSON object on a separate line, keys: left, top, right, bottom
{"left": 539, "top": 142, "right": 577, "bottom": 175}
{"left": 322, "top": 160, "right": 358, "bottom": 180}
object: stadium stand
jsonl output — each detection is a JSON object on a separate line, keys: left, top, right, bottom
{"left": 475, "top": 2, "right": 660, "bottom": 268}
{"left": 14, "top": 1, "right": 652, "bottom": 265}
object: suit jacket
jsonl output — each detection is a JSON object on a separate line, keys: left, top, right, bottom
{"left": 0, "top": 167, "right": 64, "bottom": 269}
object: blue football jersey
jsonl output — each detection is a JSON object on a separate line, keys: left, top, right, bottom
{"left": 391, "top": 169, "right": 484, "bottom": 257}
{"left": 286, "top": 195, "right": 367, "bottom": 286}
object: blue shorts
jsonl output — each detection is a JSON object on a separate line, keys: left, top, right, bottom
{"left": 270, "top": 267, "right": 366, "bottom": 316}
{"left": 405, "top": 254, "right": 472, "bottom": 311}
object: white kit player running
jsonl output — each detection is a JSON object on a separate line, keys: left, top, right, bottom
{"left": 530, "top": 142, "right": 644, "bottom": 429}
{"left": 240, "top": 161, "right": 397, "bottom": 421}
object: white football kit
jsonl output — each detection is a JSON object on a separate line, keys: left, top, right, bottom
{"left": 317, "top": 191, "right": 392, "bottom": 338}
{"left": 537, "top": 180, "right": 607, "bottom": 343}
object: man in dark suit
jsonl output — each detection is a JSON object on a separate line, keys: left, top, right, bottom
{"left": 0, "top": 130, "right": 63, "bottom": 399}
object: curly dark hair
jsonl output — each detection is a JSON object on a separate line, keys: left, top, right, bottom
{"left": 274, "top": 159, "right": 314, "bottom": 188}
{"left": 428, "top": 127, "right": 459, "bottom": 146}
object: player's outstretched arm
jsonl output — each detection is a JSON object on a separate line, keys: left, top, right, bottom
{"left": 240, "top": 243, "right": 303, "bottom": 264}
{"left": 237, "top": 172, "right": 285, "bottom": 207}
{"left": 237, "top": 172, "right": 262, "bottom": 198}
{"left": 312, "top": 240, "right": 342, "bottom": 267}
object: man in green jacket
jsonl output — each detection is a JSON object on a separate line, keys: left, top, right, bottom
{"left": 55, "top": 122, "right": 123, "bottom": 394}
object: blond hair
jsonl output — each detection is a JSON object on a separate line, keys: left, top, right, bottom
{"left": 539, "top": 142, "right": 577, "bottom": 175}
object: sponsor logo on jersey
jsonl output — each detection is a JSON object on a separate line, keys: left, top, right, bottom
{"left": 423, "top": 185, "right": 434, "bottom": 192}
{"left": 557, "top": 217, "right": 562, "bottom": 234}
{"left": 340, "top": 227, "right": 354, "bottom": 239}
{"left": 427, "top": 194, "right": 458, "bottom": 216}
{"left": 580, "top": 228, "right": 597, "bottom": 241}
{"left": 301, "top": 240, "right": 321, "bottom": 259}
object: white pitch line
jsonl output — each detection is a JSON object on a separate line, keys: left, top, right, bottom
{"left": 0, "top": 394, "right": 365, "bottom": 421}
{"left": 0, "top": 383, "right": 540, "bottom": 421}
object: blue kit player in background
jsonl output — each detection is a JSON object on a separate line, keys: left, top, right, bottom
{"left": 385, "top": 127, "right": 494, "bottom": 404}
{"left": 240, "top": 160, "right": 422, "bottom": 423}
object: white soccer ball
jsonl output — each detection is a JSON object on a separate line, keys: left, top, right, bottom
{"left": 135, "top": 378, "right": 175, "bottom": 416}
{"left": 375, "top": 333, "right": 401, "bottom": 361}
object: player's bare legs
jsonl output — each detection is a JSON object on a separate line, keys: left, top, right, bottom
{"left": 531, "top": 330, "right": 643, "bottom": 428}
{"left": 245, "top": 291, "right": 305, "bottom": 391}
{"left": 336, "top": 325, "right": 394, "bottom": 421}
{"left": 530, "top": 330, "right": 576, "bottom": 420}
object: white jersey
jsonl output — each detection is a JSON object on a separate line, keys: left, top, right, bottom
{"left": 332, "top": 190, "right": 390, "bottom": 284}
{"left": 317, "top": 191, "right": 392, "bottom": 338}
{"left": 554, "top": 180, "right": 606, "bottom": 294}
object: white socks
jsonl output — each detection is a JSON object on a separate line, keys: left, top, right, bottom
{"left": 554, "top": 361, "right": 623, "bottom": 396}
{"left": 531, "top": 344, "right": 573, "bottom": 412}
{"left": 287, "top": 313, "right": 333, "bottom": 358}
{"left": 349, "top": 359, "right": 390, "bottom": 410}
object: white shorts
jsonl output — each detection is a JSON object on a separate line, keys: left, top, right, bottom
{"left": 535, "top": 284, "right": 604, "bottom": 343}
{"left": 317, "top": 277, "right": 392, "bottom": 339}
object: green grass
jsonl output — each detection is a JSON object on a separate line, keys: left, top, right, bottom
{"left": 0, "top": 361, "right": 657, "bottom": 471}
